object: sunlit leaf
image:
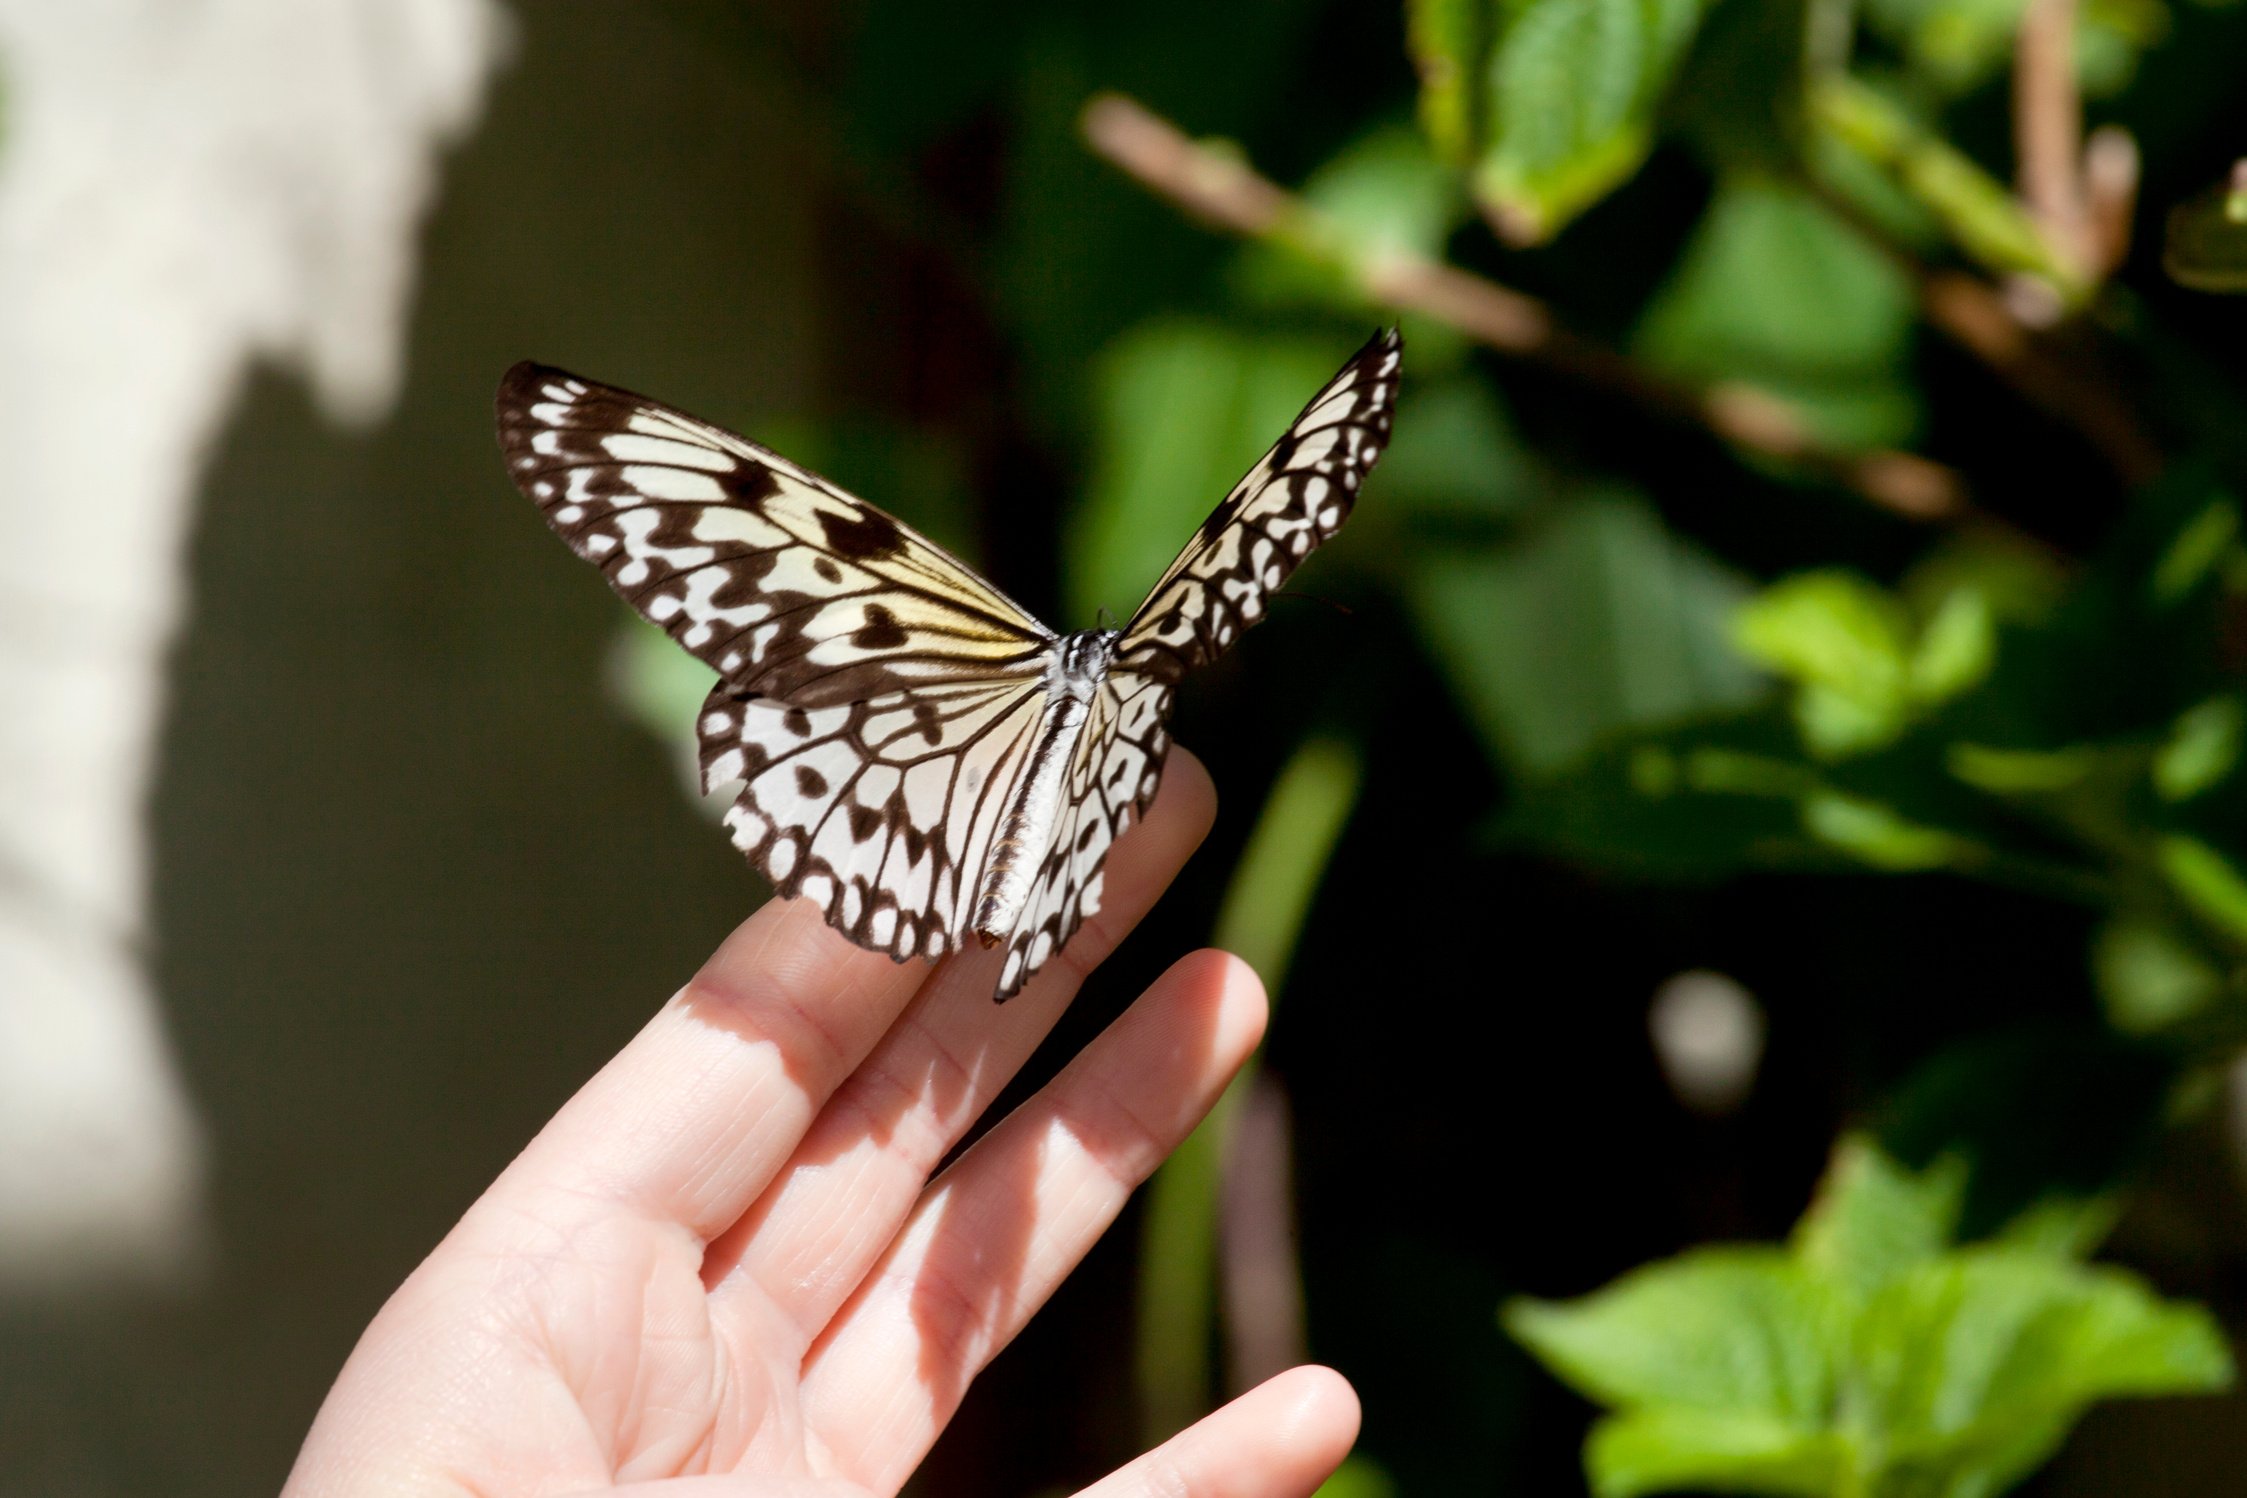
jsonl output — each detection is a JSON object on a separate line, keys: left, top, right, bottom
{"left": 2156, "top": 834, "right": 2247, "bottom": 943}
{"left": 1733, "top": 572, "right": 1912, "bottom": 756}
{"left": 1506, "top": 1249, "right": 1840, "bottom": 1416}
{"left": 1585, "top": 1407, "right": 1849, "bottom": 1498}
{"left": 1406, "top": 0, "right": 1485, "bottom": 164}
{"left": 2154, "top": 697, "right": 2245, "bottom": 801}
{"left": 1792, "top": 1137, "right": 1964, "bottom": 1298}
{"left": 1800, "top": 789, "right": 1961, "bottom": 869}
{"left": 1474, "top": 0, "right": 1713, "bottom": 240}
{"left": 2092, "top": 915, "right": 2225, "bottom": 1032}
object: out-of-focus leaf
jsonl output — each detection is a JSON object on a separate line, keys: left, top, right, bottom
{"left": 1861, "top": 0, "right": 2167, "bottom": 96}
{"left": 1071, "top": 322, "right": 1346, "bottom": 624}
{"left": 1635, "top": 180, "right": 1919, "bottom": 451}
{"left": 1502, "top": 715, "right": 1828, "bottom": 878}
{"left": 1809, "top": 76, "right": 2086, "bottom": 298}
{"left": 1584, "top": 1407, "right": 1848, "bottom": 1498}
{"left": 1406, "top": 0, "right": 1485, "bottom": 165}
{"left": 2148, "top": 495, "right": 2240, "bottom": 603}
{"left": 1313, "top": 1455, "right": 1397, "bottom": 1498}
{"left": 1238, "top": 126, "right": 1465, "bottom": 311}
{"left": 1908, "top": 587, "right": 1996, "bottom": 705}
{"left": 2092, "top": 914, "right": 2224, "bottom": 1032}
{"left": 2165, "top": 171, "right": 2247, "bottom": 292}
{"left": 606, "top": 616, "right": 721, "bottom": 807}
{"left": 1945, "top": 743, "right": 2100, "bottom": 794}
{"left": 1792, "top": 1136, "right": 1963, "bottom": 1298}
{"left": 1733, "top": 572, "right": 1911, "bottom": 756}
{"left": 1474, "top": 0, "right": 1713, "bottom": 241}
{"left": 2157, "top": 834, "right": 2247, "bottom": 943}
{"left": 1515, "top": 1136, "right": 2231, "bottom": 1498}
{"left": 1410, "top": 490, "right": 1766, "bottom": 776}
{"left": 1368, "top": 378, "right": 1539, "bottom": 524}
{"left": 1505, "top": 1250, "right": 1839, "bottom": 1416}
{"left": 1995, "top": 1196, "right": 2120, "bottom": 1260}
{"left": 1858, "top": 1252, "right": 2233, "bottom": 1489}
{"left": 1800, "top": 789, "right": 1961, "bottom": 869}
{"left": 2154, "top": 697, "right": 2245, "bottom": 800}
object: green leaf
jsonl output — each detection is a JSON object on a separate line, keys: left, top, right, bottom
{"left": 1908, "top": 587, "right": 1997, "bottom": 706}
{"left": 1071, "top": 322, "right": 1347, "bottom": 625}
{"left": 1502, "top": 715, "right": 1829, "bottom": 878}
{"left": 2156, "top": 834, "right": 2247, "bottom": 944}
{"left": 1409, "top": 490, "right": 1766, "bottom": 776}
{"left": 1239, "top": 125, "right": 1465, "bottom": 312}
{"left": 2094, "top": 914, "right": 2226, "bottom": 1032}
{"left": 2165, "top": 172, "right": 2247, "bottom": 292}
{"left": 1505, "top": 1249, "right": 1839, "bottom": 1417}
{"left": 1945, "top": 743, "right": 2100, "bottom": 795}
{"left": 2149, "top": 496, "right": 2241, "bottom": 604}
{"left": 1732, "top": 572, "right": 1912, "bottom": 756}
{"left": 2154, "top": 697, "right": 2246, "bottom": 801}
{"left": 1792, "top": 1136, "right": 1964, "bottom": 1298}
{"left": 1809, "top": 76, "right": 2086, "bottom": 298}
{"left": 1474, "top": 0, "right": 1713, "bottom": 240}
{"left": 1800, "top": 789, "right": 1962, "bottom": 870}
{"left": 1312, "top": 1454, "right": 1398, "bottom": 1498}
{"left": 1859, "top": 1252, "right": 2233, "bottom": 1490}
{"left": 1635, "top": 180, "right": 1920, "bottom": 451}
{"left": 1517, "top": 1136, "right": 2231, "bottom": 1498}
{"left": 1860, "top": 0, "right": 2170, "bottom": 96}
{"left": 1367, "top": 377, "right": 1539, "bottom": 524}
{"left": 1994, "top": 1196, "right": 2120, "bottom": 1260}
{"left": 1585, "top": 1407, "right": 1850, "bottom": 1498}
{"left": 1406, "top": 0, "right": 1486, "bottom": 165}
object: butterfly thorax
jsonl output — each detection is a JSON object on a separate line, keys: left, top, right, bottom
{"left": 970, "top": 628, "right": 1121, "bottom": 946}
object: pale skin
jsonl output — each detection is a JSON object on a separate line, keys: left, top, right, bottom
{"left": 283, "top": 749, "right": 1359, "bottom": 1498}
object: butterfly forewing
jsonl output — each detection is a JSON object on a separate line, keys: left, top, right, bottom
{"left": 496, "top": 331, "right": 1398, "bottom": 1001}
{"left": 497, "top": 363, "right": 1053, "bottom": 705}
{"left": 1114, "top": 329, "right": 1400, "bottom": 683}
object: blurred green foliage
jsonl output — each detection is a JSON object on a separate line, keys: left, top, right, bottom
{"left": 586, "top": 0, "right": 2247, "bottom": 1490}
{"left": 1506, "top": 1139, "right": 2232, "bottom": 1497}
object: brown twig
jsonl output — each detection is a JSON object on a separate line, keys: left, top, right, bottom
{"left": 2015, "top": 0, "right": 2089, "bottom": 274}
{"left": 1083, "top": 91, "right": 1971, "bottom": 523}
{"left": 1219, "top": 1075, "right": 1307, "bottom": 1396}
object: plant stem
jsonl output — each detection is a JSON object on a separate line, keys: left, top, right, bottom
{"left": 1133, "top": 735, "right": 1364, "bottom": 1445}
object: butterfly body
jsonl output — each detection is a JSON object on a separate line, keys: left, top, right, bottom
{"left": 497, "top": 330, "right": 1399, "bottom": 998}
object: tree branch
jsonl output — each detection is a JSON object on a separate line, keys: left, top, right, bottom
{"left": 1082, "top": 92, "right": 1969, "bottom": 524}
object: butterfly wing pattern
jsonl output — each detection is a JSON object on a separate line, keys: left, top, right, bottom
{"left": 496, "top": 328, "right": 1398, "bottom": 999}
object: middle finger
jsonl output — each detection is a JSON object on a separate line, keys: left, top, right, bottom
{"left": 700, "top": 749, "right": 1217, "bottom": 1338}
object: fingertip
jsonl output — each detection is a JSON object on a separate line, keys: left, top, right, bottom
{"left": 1262, "top": 1364, "right": 1362, "bottom": 1457}
{"left": 1152, "top": 948, "right": 1269, "bottom": 1072}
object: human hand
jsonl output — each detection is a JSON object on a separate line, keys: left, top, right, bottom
{"left": 282, "top": 749, "right": 1358, "bottom": 1497}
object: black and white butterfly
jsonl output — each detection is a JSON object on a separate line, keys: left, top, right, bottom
{"left": 496, "top": 329, "right": 1400, "bottom": 998}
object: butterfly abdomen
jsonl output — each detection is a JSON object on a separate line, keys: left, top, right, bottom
{"left": 971, "top": 629, "right": 1120, "bottom": 949}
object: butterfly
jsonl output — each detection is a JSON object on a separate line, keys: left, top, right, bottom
{"left": 496, "top": 329, "right": 1400, "bottom": 998}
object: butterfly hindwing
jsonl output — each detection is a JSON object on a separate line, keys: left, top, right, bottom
{"left": 1115, "top": 329, "right": 1400, "bottom": 683}
{"left": 698, "top": 677, "right": 1048, "bottom": 964}
{"left": 497, "top": 363, "right": 1053, "bottom": 706}
{"left": 498, "top": 331, "right": 1397, "bottom": 1000}
{"left": 995, "top": 671, "right": 1176, "bottom": 996}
